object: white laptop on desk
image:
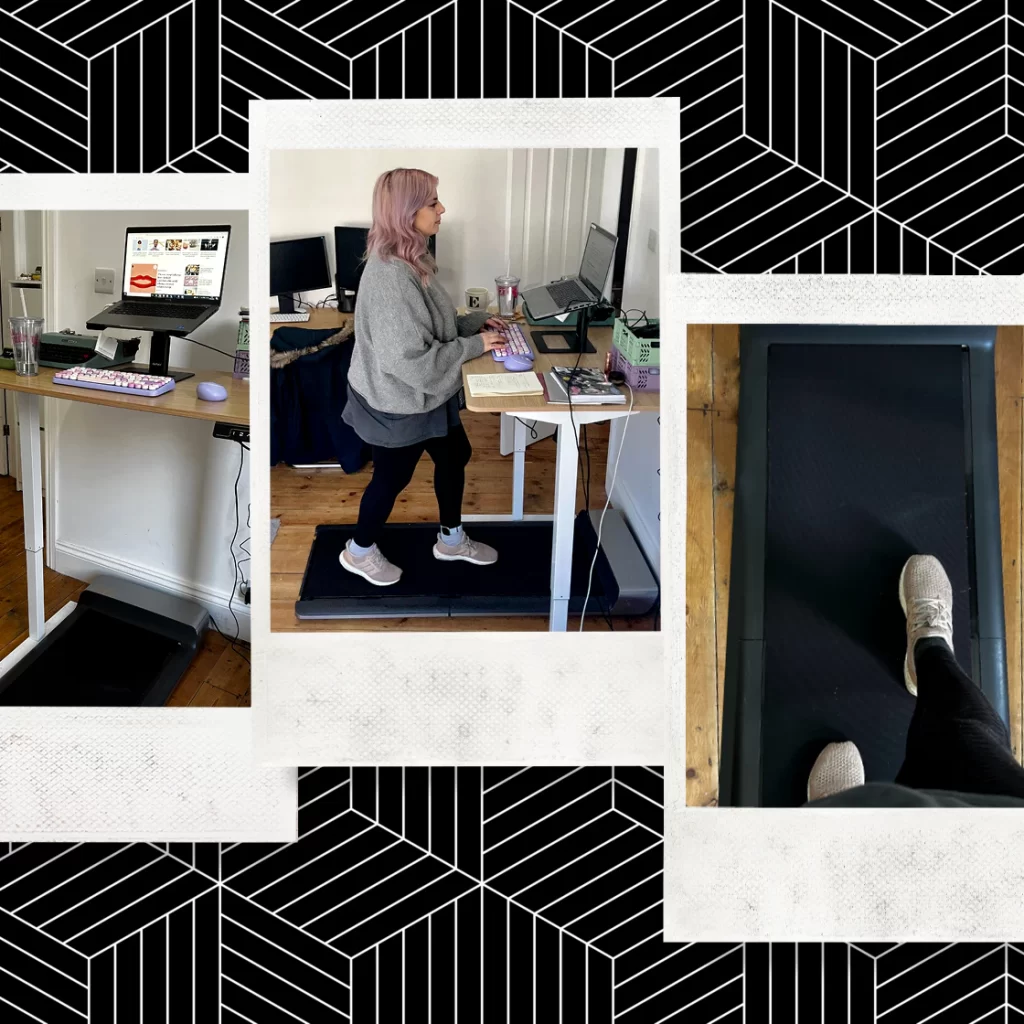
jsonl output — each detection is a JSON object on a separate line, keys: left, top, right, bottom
{"left": 520, "top": 223, "right": 617, "bottom": 320}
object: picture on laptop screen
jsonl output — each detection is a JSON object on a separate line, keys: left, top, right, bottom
{"left": 123, "top": 229, "right": 229, "bottom": 300}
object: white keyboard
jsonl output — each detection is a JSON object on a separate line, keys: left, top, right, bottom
{"left": 490, "top": 322, "right": 534, "bottom": 362}
{"left": 270, "top": 311, "right": 310, "bottom": 323}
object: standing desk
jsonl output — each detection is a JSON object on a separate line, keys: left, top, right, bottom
{"left": 0, "top": 367, "right": 249, "bottom": 660}
{"left": 461, "top": 324, "right": 659, "bottom": 631}
{"left": 277, "top": 311, "right": 659, "bottom": 631}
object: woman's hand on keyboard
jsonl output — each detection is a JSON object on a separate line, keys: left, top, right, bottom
{"left": 484, "top": 317, "right": 507, "bottom": 331}
{"left": 479, "top": 332, "right": 505, "bottom": 353}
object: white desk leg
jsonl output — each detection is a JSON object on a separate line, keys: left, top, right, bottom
{"left": 512, "top": 415, "right": 527, "bottom": 520}
{"left": 18, "top": 393, "right": 44, "bottom": 641}
{"left": 549, "top": 419, "right": 579, "bottom": 632}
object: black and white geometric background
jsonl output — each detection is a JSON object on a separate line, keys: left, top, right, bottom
{"left": 0, "top": 0, "right": 1022, "bottom": 272}
{"left": 6, "top": 767, "right": 1023, "bottom": 1021}
{"left": 2, "top": 1, "right": 1024, "bottom": 1020}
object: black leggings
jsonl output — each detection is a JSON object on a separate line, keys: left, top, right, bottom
{"left": 353, "top": 425, "right": 472, "bottom": 549}
{"left": 896, "top": 638, "right": 1024, "bottom": 798}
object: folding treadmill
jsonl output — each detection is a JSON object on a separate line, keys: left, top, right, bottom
{"left": 719, "top": 326, "right": 1008, "bottom": 807}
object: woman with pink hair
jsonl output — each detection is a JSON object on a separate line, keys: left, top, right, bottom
{"left": 341, "top": 168, "right": 506, "bottom": 586}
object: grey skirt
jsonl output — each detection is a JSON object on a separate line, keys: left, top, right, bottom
{"left": 342, "top": 382, "right": 463, "bottom": 449}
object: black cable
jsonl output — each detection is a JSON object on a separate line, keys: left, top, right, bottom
{"left": 180, "top": 335, "right": 235, "bottom": 362}
{"left": 513, "top": 417, "right": 539, "bottom": 441}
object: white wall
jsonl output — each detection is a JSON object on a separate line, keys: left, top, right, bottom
{"left": 269, "top": 148, "right": 610, "bottom": 309}
{"left": 608, "top": 149, "right": 661, "bottom": 577}
{"left": 50, "top": 209, "right": 250, "bottom": 637}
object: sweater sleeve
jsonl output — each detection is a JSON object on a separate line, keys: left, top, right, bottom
{"left": 367, "top": 265, "right": 486, "bottom": 395}
{"left": 457, "top": 309, "right": 491, "bottom": 336}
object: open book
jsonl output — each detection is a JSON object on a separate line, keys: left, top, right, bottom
{"left": 466, "top": 372, "right": 544, "bottom": 397}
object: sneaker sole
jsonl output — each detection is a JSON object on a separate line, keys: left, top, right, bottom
{"left": 432, "top": 547, "right": 497, "bottom": 566}
{"left": 339, "top": 553, "right": 401, "bottom": 587}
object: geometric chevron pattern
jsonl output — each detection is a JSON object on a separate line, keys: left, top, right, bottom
{"left": 5, "top": 769, "right": 1024, "bottom": 1020}
{"left": 2, "top": 0, "right": 1021, "bottom": 273}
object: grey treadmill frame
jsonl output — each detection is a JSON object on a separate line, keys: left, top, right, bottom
{"left": 719, "top": 325, "right": 1008, "bottom": 807}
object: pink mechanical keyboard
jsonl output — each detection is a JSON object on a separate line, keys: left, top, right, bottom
{"left": 490, "top": 321, "right": 534, "bottom": 362}
{"left": 53, "top": 367, "right": 176, "bottom": 396}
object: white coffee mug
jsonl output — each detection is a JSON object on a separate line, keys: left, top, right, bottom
{"left": 465, "top": 287, "right": 489, "bottom": 310}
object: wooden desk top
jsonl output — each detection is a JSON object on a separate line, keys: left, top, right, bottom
{"left": 0, "top": 367, "right": 249, "bottom": 425}
{"left": 461, "top": 322, "right": 661, "bottom": 415}
{"left": 268, "top": 307, "right": 659, "bottom": 417}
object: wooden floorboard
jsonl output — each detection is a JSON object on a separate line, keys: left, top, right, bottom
{"left": 0, "top": 474, "right": 249, "bottom": 707}
{"left": 270, "top": 415, "right": 660, "bottom": 633}
{"left": 686, "top": 324, "right": 1024, "bottom": 806}
{"left": 995, "top": 326, "right": 1023, "bottom": 761}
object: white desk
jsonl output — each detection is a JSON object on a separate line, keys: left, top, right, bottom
{"left": 461, "top": 323, "right": 659, "bottom": 631}
{"left": 0, "top": 368, "right": 249, "bottom": 667}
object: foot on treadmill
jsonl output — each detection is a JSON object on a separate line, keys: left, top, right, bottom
{"left": 340, "top": 541, "right": 402, "bottom": 586}
{"left": 899, "top": 554, "right": 954, "bottom": 697}
{"left": 433, "top": 532, "right": 498, "bottom": 566}
{"left": 807, "top": 741, "right": 865, "bottom": 802}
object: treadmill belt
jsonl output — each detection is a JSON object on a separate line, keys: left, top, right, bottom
{"left": 297, "top": 520, "right": 616, "bottom": 618}
{"left": 0, "top": 608, "right": 183, "bottom": 706}
{"left": 762, "top": 344, "right": 972, "bottom": 806}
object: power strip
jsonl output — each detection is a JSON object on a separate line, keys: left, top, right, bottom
{"left": 213, "top": 422, "right": 249, "bottom": 444}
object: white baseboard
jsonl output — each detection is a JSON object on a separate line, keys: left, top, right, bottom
{"left": 54, "top": 540, "right": 250, "bottom": 643}
{"left": 609, "top": 478, "right": 661, "bottom": 581}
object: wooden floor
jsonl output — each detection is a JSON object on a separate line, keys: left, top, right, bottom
{"left": 271, "top": 413, "right": 660, "bottom": 632}
{"left": 0, "top": 474, "right": 250, "bottom": 707}
{"left": 685, "top": 325, "right": 1024, "bottom": 807}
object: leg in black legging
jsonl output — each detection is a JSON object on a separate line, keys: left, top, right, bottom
{"left": 424, "top": 425, "right": 472, "bottom": 528}
{"left": 895, "top": 637, "right": 1024, "bottom": 798}
{"left": 353, "top": 442, "right": 425, "bottom": 549}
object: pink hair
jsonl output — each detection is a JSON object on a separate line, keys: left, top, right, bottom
{"left": 365, "top": 168, "right": 438, "bottom": 287}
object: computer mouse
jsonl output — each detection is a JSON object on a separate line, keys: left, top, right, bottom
{"left": 504, "top": 354, "right": 534, "bottom": 372}
{"left": 197, "top": 381, "right": 228, "bottom": 402}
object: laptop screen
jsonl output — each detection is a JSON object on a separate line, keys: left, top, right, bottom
{"left": 578, "top": 224, "right": 616, "bottom": 298}
{"left": 122, "top": 228, "right": 230, "bottom": 301}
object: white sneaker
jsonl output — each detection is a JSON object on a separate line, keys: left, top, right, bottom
{"left": 807, "top": 741, "right": 865, "bottom": 802}
{"left": 433, "top": 532, "right": 498, "bottom": 565}
{"left": 899, "top": 555, "right": 954, "bottom": 696}
{"left": 339, "top": 541, "right": 402, "bottom": 586}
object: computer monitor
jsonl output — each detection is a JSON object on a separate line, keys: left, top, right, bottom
{"left": 270, "top": 236, "right": 332, "bottom": 314}
{"left": 334, "top": 226, "right": 435, "bottom": 312}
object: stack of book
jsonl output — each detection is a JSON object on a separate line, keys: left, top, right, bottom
{"left": 546, "top": 366, "right": 625, "bottom": 404}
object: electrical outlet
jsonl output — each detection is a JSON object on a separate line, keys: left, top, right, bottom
{"left": 94, "top": 268, "right": 116, "bottom": 294}
{"left": 237, "top": 580, "right": 250, "bottom": 603}
{"left": 647, "top": 228, "right": 658, "bottom": 253}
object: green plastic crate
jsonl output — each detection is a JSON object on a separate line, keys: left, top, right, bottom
{"left": 612, "top": 317, "right": 660, "bottom": 367}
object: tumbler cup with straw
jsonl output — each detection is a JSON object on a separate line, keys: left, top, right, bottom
{"left": 495, "top": 275, "right": 519, "bottom": 319}
{"left": 8, "top": 317, "right": 43, "bottom": 376}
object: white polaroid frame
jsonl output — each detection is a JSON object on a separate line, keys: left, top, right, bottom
{"left": 0, "top": 175, "right": 295, "bottom": 841}
{"left": 249, "top": 98, "right": 678, "bottom": 766}
{"left": 664, "top": 273, "right": 1024, "bottom": 941}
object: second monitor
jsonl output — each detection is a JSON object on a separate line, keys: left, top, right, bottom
{"left": 334, "top": 226, "right": 434, "bottom": 313}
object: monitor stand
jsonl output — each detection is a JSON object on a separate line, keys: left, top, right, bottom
{"left": 143, "top": 331, "right": 194, "bottom": 381}
{"left": 529, "top": 304, "right": 597, "bottom": 355}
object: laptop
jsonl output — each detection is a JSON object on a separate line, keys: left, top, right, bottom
{"left": 87, "top": 225, "right": 231, "bottom": 335}
{"left": 520, "top": 222, "right": 617, "bottom": 320}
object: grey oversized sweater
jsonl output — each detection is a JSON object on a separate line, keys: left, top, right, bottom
{"left": 347, "top": 254, "right": 490, "bottom": 415}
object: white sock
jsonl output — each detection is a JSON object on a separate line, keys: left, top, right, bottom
{"left": 440, "top": 524, "right": 464, "bottom": 547}
{"left": 349, "top": 539, "right": 376, "bottom": 558}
